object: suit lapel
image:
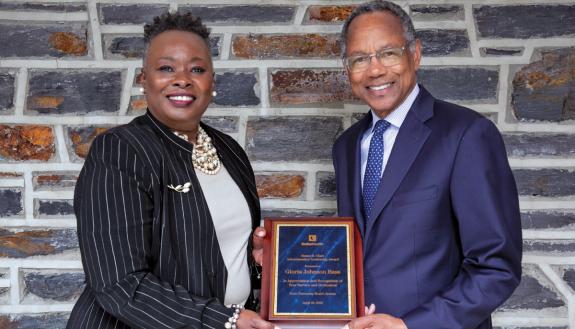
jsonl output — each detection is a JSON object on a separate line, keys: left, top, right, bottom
{"left": 344, "top": 113, "right": 372, "bottom": 238}
{"left": 365, "top": 88, "right": 434, "bottom": 240}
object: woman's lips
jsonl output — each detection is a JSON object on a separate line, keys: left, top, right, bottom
{"left": 167, "top": 95, "right": 196, "bottom": 107}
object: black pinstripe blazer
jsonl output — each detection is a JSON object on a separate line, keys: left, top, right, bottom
{"left": 67, "top": 111, "right": 261, "bottom": 329}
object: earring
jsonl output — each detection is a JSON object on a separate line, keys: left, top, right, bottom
{"left": 139, "top": 87, "right": 145, "bottom": 94}
{"left": 212, "top": 90, "right": 217, "bottom": 97}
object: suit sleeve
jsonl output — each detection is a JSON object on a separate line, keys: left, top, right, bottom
{"left": 75, "top": 132, "right": 234, "bottom": 329}
{"left": 402, "top": 118, "right": 522, "bottom": 329}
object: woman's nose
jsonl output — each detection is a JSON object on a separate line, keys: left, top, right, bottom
{"left": 172, "top": 71, "right": 192, "bottom": 88}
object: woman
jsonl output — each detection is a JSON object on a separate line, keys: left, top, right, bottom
{"left": 67, "top": 12, "right": 275, "bottom": 329}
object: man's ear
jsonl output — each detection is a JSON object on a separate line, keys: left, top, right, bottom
{"left": 411, "top": 39, "right": 422, "bottom": 70}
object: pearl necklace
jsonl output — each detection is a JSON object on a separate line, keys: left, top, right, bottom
{"left": 173, "top": 126, "right": 221, "bottom": 175}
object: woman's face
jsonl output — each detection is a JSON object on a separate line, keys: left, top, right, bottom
{"left": 141, "top": 30, "right": 214, "bottom": 131}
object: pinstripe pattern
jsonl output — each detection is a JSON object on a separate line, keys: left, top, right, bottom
{"left": 67, "top": 111, "right": 261, "bottom": 329}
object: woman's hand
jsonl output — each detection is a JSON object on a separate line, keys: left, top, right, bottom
{"left": 252, "top": 227, "right": 266, "bottom": 266}
{"left": 236, "top": 309, "right": 278, "bottom": 329}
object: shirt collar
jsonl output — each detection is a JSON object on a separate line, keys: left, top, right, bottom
{"left": 369, "top": 84, "right": 420, "bottom": 131}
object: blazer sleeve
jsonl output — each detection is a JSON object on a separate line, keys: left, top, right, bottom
{"left": 402, "top": 118, "right": 523, "bottom": 329}
{"left": 74, "top": 132, "right": 234, "bottom": 329}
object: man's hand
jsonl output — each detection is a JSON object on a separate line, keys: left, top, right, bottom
{"left": 343, "top": 314, "right": 407, "bottom": 329}
{"left": 252, "top": 227, "right": 266, "bottom": 266}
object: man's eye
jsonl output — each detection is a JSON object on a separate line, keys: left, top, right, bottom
{"left": 352, "top": 56, "right": 368, "bottom": 64}
{"left": 191, "top": 67, "right": 206, "bottom": 73}
{"left": 159, "top": 66, "right": 173, "bottom": 72}
{"left": 380, "top": 50, "right": 400, "bottom": 58}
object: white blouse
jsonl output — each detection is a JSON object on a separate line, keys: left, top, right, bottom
{"left": 195, "top": 165, "right": 252, "bottom": 306}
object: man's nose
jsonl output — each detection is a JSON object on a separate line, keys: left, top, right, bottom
{"left": 366, "top": 56, "right": 389, "bottom": 77}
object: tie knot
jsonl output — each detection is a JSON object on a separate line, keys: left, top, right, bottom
{"left": 373, "top": 120, "right": 391, "bottom": 135}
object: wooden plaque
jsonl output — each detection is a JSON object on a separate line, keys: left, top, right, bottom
{"left": 260, "top": 217, "right": 364, "bottom": 329}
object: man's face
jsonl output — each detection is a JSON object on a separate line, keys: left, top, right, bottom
{"left": 345, "top": 11, "right": 421, "bottom": 118}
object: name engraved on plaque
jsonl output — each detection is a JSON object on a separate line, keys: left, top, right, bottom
{"left": 273, "top": 224, "right": 352, "bottom": 316}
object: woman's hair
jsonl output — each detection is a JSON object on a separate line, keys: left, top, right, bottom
{"left": 143, "top": 12, "right": 210, "bottom": 47}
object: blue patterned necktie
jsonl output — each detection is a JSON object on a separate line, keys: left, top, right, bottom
{"left": 363, "top": 119, "right": 391, "bottom": 219}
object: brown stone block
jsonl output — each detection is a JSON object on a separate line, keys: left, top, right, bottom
{"left": 33, "top": 171, "right": 79, "bottom": 191}
{"left": 29, "top": 96, "right": 64, "bottom": 109}
{"left": 68, "top": 126, "right": 111, "bottom": 160}
{"left": 256, "top": 174, "right": 305, "bottom": 199}
{"left": 0, "top": 172, "right": 22, "bottom": 177}
{"left": 0, "top": 125, "right": 55, "bottom": 161}
{"left": 233, "top": 34, "right": 340, "bottom": 59}
{"left": 49, "top": 32, "right": 87, "bottom": 56}
{"left": 128, "top": 95, "right": 147, "bottom": 114}
{"left": 0, "top": 229, "right": 78, "bottom": 258}
{"left": 270, "top": 69, "right": 356, "bottom": 105}
{"left": 306, "top": 5, "right": 356, "bottom": 23}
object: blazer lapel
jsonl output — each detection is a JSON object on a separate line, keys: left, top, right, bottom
{"left": 365, "top": 88, "right": 434, "bottom": 239}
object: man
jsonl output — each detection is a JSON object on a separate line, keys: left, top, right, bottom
{"left": 332, "top": 1, "right": 523, "bottom": 328}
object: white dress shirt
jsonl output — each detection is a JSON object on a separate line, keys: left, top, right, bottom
{"left": 360, "top": 84, "right": 420, "bottom": 187}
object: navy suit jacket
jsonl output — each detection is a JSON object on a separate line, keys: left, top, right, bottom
{"left": 332, "top": 86, "right": 522, "bottom": 329}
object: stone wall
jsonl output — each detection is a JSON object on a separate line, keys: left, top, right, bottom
{"left": 0, "top": 0, "right": 574, "bottom": 328}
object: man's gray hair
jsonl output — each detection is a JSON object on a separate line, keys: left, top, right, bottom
{"left": 340, "top": 0, "right": 416, "bottom": 58}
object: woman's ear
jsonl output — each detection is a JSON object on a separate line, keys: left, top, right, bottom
{"left": 137, "top": 69, "right": 146, "bottom": 85}
{"left": 137, "top": 69, "right": 146, "bottom": 93}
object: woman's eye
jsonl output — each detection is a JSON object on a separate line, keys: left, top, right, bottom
{"left": 191, "top": 67, "right": 206, "bottom": 73}
{"left": 159, "top": 65, "right": 173, "bottom": 72}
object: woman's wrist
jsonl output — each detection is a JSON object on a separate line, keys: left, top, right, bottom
{"left": 225, "top": 304, "right": 244, "bottom": 329}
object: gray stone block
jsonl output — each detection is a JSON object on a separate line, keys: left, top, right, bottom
{"left": 521, "top": 211, "right": 575, "bottom": 230}
{"left": 23, "top": 272, "right": 85, "bottom": 302}
{"left": 202, "top": 116, "right": 239, "bottom": 133}
{"left": 418, "top": 67, "right": 499, "bottom": 103}
{"left": 0, "top": 72, "right": 15, "bottom": 111}
{"left": 35, "top": 199, "right": 74, "bottom": 217}
{"left": 524, "top": 240, "right": 575, "bottom": 254}
{"left": 0, "top": 3, "right": 85, "bottom": 11}
{"left": 474, "top": 5, "right": 575, "bottom": 39}
{"left": 316, "top": 171, "right": 336, "bottom": 199}
{"left": 512, "top": 48, "right": 575, "bottom": 122}
{"left": 0, "top": 23, "right": 88, "bottom": 58}
{"left": 503, "top": 133, "right": 575, "bottom": 157}
{"left": 0, "top": 188, "right": 23, "bottom": 217}
{"left": 480, "top": 47, "right": 524, "bottom": 57}
{"left": 499, "top": 265, "right": 565, "bottom": 310}
{"left": 103, "top": 35, "right": 144, "bottom": 59}
{"left": 0, "top": 313, "right": 69, "bottom": 329}
{"left": 563, "top": 268, "right": 575, "bottom": 291}
{"left": 246, "top": 116, "right": 342, "bottom": 162}
{"left": 214, "top": 71, "right": 260, "bottom": 106}
{"left": 410, "top": 5, "right": 464, "bottom": 21}
{"left": 179, "top": 5, "right": 295, "bottom": 24}
{"left": 262, "top": 208, "right": 336, "bottom": 221}
{"left": 103, "top": 34, "right": 221, "bottom": 59}
{"left": 27, "top": 70, "right": 123, "bottom": 115}
{"left": 416, "top": 29, "right": 470, "bottom": 56}
{"left": 495, "top": 327, "right": 567, "bottom": 329}
{"left": 514, "top": 169, "right": 575, "bottom": 197}
{"left": 98, "top": 4, "right": 168, "bottom": 25}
